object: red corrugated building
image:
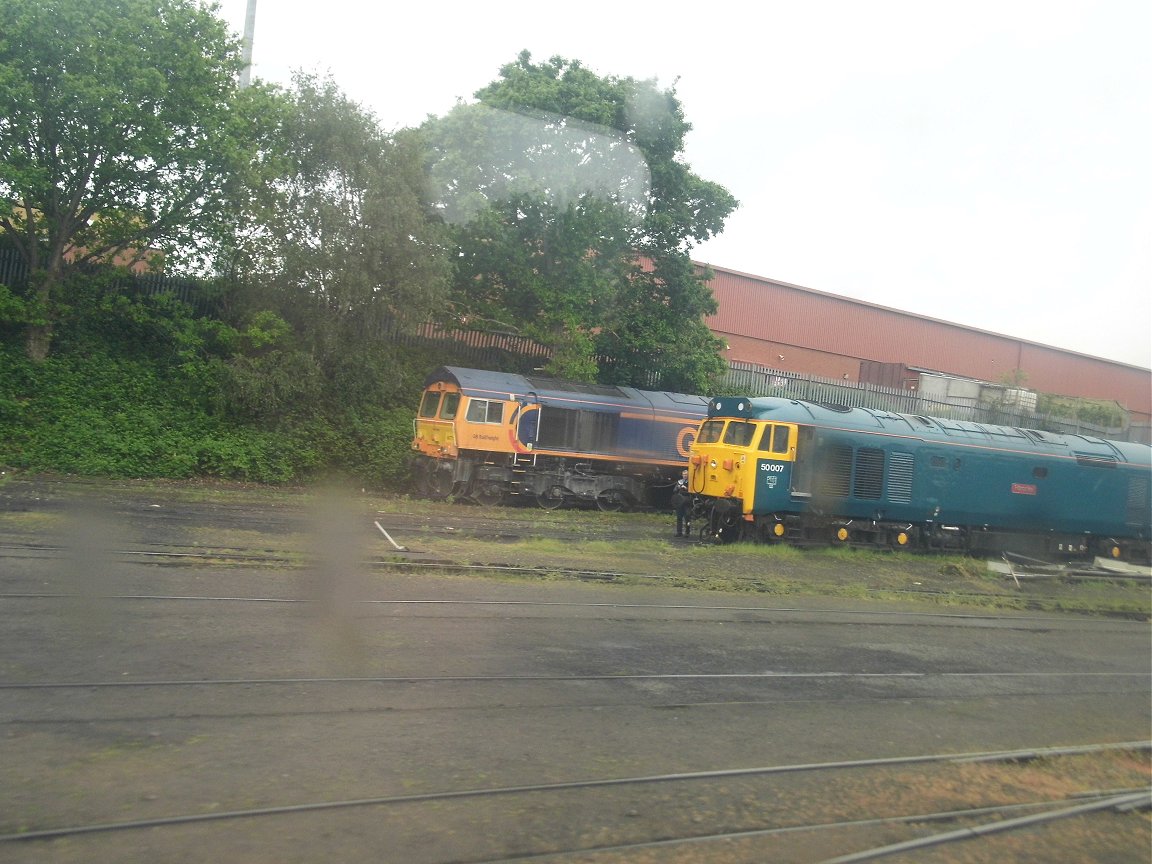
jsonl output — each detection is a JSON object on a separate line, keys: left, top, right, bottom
{"left": 700, "top": 264, "right": 1151, "bottom": 428}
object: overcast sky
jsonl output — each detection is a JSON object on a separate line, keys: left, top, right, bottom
{"left": 214, "top": 0, "right": 1151, "bottom": 370}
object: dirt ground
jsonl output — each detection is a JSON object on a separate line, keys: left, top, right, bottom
{"left": 4, "top": 472, "right": 1146, "bottom": 617}
{"left": 1, "top": 473, "right": 1149, "bottom": 863}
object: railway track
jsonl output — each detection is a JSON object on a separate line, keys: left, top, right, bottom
{"left": 3, "top": 539, "right": 1148, "bottom": 624}
{"left": 2, "top": 741, "right": 1147, "bottom": 861}
{"left": 3, "top": 476, "right": 1149, "bottom": 862}
{"left": 3, "top": 583, "right": 1147, "bottom": 628}
{"left": 3, "top": 585, "right": 1149, "bottom": 862}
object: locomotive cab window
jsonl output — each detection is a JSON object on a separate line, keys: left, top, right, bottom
{"left": 418, "top": 391, "right": 441, "bottom": 418}
{"left": 697, "top": 420, "right": 725, "bottom": 444}
{"left": 439, "top": 393, "right": 460, "bottom": 420}
{"left": 723, "top": 421, "right": 755, "bottom": 446}
{"left": 465, "top": 398, "right": 503, "bottom": 424}
{"left": 758, "top": 424, "right": 790, "bottom": 454}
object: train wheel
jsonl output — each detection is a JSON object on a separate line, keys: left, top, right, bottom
{"left": 472, "top": 481, "right": 504, "bottom": 507}
{"left": 755, "top": 520, "right": 785, "bottom": 544}
{"left": 596, "top": 489, "right": 628, "bottom": 512}
{"left": 536, "top": 485, "right": 566, "bottom": 510}
{"left": 424, "top": 466, "right": 452, "bottom": 500}
{"left": 889, "top": 529, "right": 913, "bottom": 551}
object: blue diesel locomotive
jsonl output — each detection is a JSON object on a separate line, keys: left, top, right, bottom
{"left": 686, "top": 396, "right": 1152, "bottom": 561}
{"left": 412, "top": 367, "right": 709, "bottom": 509}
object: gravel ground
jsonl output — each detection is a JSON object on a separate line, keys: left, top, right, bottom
{"left": 1, "top": 474, "right": 1149, "bottom": 863}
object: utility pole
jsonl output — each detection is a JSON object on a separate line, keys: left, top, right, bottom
{"left": 239, "top": 0, "right": 257, "bottom": 88}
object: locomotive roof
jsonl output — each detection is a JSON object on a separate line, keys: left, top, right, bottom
{"left": 707, "top": 396, "right": 1152, "bottom": 466}
{"left": 426, "top": 367, "right": 710, "bottom": 418}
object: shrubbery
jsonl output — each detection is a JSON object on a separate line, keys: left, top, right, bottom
{"left": 0, "top": 282, "right": 441, "bottom": 488}
{"left": 1, "top": 347, "right": 294, "bottom": 482}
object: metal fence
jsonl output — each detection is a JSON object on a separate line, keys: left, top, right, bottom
{"left": 0, "top": 248, "right": 218, "bottom": 313}
{"left": 0, "top": 247, "right": 29, "bottom": 290}
{"left": 721, "top": 360, "right": 1149, "bottom": 444}
{"left": 402, "top": 324, "right": 552, "bottom": 374}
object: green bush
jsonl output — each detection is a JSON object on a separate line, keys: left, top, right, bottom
{"left": 0, "top": 270, "right": 468, "bottom": 487}
{"left": 0, "top": 347, "right": 294, "bottom": 482}
{"left": 0, "top": 338, "right": 427, "bottom": 486}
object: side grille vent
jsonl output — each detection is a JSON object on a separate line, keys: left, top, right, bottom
{"left": 888, "top": 452, "right": 914, "bottom": 503}
{"left": 853, "top": 447, "right": 885, "bottom": 500}
{"left": 1076, "top": 453, "right": 1117, "bottom": 469}
{"left": 817, "top": 444, "right": 853, "bottom": 498}
{"left": 1127, "top": 476, "right": 1150, "bottom": 526}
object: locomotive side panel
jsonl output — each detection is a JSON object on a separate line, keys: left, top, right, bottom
{"left": 411, "top": 367, "right": 708, "bottom": 508}
{"left": 457, "top": 392, "right": 521, "bottom": 457}
{"left": 686, "top": 396, "right": 1151, "bottom": 560}
{"left": 616, "top": 411, "right": 700, "bottom": 465}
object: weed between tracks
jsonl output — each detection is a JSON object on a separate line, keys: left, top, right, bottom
{"left": 408, "top": 530, "right": 1150, "bottom": 619}
{"left": 1, "top": 475, "right": 1148, "bottom": 619}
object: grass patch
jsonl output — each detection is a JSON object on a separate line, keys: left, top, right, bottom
{"left": 515, "top": 536, "right": 670, "bottom": 557}
{"left": 3, "top": 474, "right": 1147, "bottom": 620}
{"left": 0, "top": 510, "right": 62, "bottom": 533}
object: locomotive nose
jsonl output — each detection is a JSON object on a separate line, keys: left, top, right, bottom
{"left": 689, "top": 449, "right": 737, "bottom": 499}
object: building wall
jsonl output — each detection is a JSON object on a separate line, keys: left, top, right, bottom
{"left": 701, "top": 264, "right": 1152, "bottom": 424}
{"left": 718, "top": 332, "right": 860, "bottom": 380}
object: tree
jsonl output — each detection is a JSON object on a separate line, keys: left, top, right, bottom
{"left": 0, "top": 0, "right": 255, "bottom": 360}
{"left": 422, "top": 52, "right": 738, "bottom": 390}
{"left": 210, "top": 73, "right": 453, "bottom": 433}
{"left": 219, "top": 74, "right": 452, "bottom": 419}
{"left": 225, "top": 74, "right": 451, "bottom": 358}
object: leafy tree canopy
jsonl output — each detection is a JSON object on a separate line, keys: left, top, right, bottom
{"left": 225, "top": 74, "right": 451, "bottom": 342}
{"left": 217, "top": 73, "right": 453, "bottom": 420}
{"left": 422, "top": 51, "right": 738, "bottom": 391}
{"left": 0, "top": 0, "right": 258, "bottom": 359}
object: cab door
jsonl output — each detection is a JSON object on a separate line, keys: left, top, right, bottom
{"left": 752, "top": 423, "right": 795, "bottom": 513}
{"left": 790, "top": 425, "right": 815, "bottom": 499}
{"left": 514, "top": 392, "right": 540, "bottom": 453}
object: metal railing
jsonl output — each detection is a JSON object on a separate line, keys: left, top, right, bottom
{"left": 721, "top": 360, "right": 1148, "bottom": 444}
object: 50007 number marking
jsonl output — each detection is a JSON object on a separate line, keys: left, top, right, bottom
{"left": 760, "top": 463, "right": 785, "bottom": 473}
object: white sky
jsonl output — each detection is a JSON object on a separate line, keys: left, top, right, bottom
{"left": 214, "top": 0, "right": 1151, "bottom": 369}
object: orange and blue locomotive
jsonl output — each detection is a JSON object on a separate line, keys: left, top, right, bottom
{"left": 687, "top": 396, "right": 1152, "bottom": 562}
{"left": 412, "top": 367, "right": 709, "bottom": 509}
